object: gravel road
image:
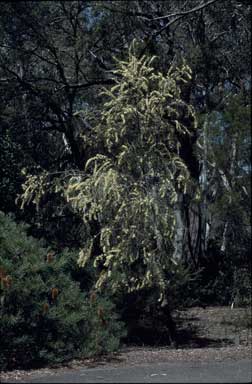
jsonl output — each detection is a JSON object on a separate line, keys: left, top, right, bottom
{"left": 2, "top": 359, "right": 251, "bottom": 383}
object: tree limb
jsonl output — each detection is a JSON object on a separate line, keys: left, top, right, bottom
{"left": 65, "top": 78, "right": 116, "bottom": 90}
{"left": 139, "top": 0, "right": 220, "bottom": 57}
{"left": 146, "top": 0, "right": 220, "bottom": 21}
{"left": 104, "top": 0, "right": 219, "bottom": 22}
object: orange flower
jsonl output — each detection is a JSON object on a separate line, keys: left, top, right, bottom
{"left": 97, "top": 306, "right": 107, "bottom": 327}
{"left": 42, "top": 302, "right": 49, "bottom": 314}
{"left": 47, "top": 251, "right": 55, "bottom": 263}
{"left": 0, "top": 266, "right": 6, "bottom": 280}
{"left": 2, "top": 275, "right": 12, "bottom": 289}
{"left": 90, "top": 291, "right": 97, "bottom": 303}
{"left": 51, "top": 287, "right": 59, "bottom": 300}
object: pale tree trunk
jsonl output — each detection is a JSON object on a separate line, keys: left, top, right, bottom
{"left": 220, "top": 133, "right": 238, "bottom": 308}
{"left": 198, "top": 114, "right": 209, "bottom": 260}
{"left": 172, "top": 192, "right": 185, "bottom": 262}
{"left": 220, "top": 132, "right": 238, "bottom": 253}
{"left": 220, "top": 221, "right": 228, "bottom": 252}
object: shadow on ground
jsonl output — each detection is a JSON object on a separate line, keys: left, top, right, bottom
{"left": 175, "top": 327, "right": 233, "bottom": 348}
{"left": 123, "top": 314, "right": 234, "bottom": 349}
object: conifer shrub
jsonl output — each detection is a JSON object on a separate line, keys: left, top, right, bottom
{"left": 0, "top": 212, "right": 125, "bottom": 370}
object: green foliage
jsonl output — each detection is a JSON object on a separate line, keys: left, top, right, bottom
{"left": 0, "top": 212, "right": 125, "bottom": 370}
{"left": 83, "top": 292, "right": 127, "bottom": 356}
{"left": 117, "top": 265, "right": 196, "bottom": 345}
{"left": 231, "top": 267, "right": 251, "bottom": 308}
{"left": 20, "top": 42, "right": 197, "bottom": 302}
{"left": 1, "top": 1, "right": 250, "bottom": 316}
{"left": 190, "top": 93, "right": 251, "bottom": 306}
{"left": 64, "top": 42, "right": 197, "bottom": 299}
{"left": 0, "top": 0, "right": 251, "bottom": 355}
{"left": 0, "top": 126, "right": 24, "bottom": 213}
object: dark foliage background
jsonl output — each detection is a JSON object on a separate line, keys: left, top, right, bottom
{"left": 0, "top": 0, "right": 250, "bottom": 369}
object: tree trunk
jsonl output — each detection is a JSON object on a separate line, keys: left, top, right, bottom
{"left": 198, "top": 114, "right": 209, "bottom": 262}
{"left": 220, "top": 133, "right": 237, "bottom": 253}
{"left": 172, "top": 192, "right": 185, "bottom": 262}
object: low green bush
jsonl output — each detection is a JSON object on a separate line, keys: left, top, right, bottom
{"left": 0, "top": 212, "right": 125, "bottom": 370}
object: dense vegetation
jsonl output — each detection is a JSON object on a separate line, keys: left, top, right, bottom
{"left": 0, "top": 0, "right": 251, "bottom": 370}
{"left": 0, "top": 212, "right": 125, "bottom": 370}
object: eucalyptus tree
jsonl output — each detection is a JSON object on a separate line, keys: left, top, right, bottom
{"left": 197, "top": 92, "right": 251, "bottom": 305}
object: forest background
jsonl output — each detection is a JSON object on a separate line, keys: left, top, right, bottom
{"left": 0, "top": 0, "right": 251, "bottom": 371}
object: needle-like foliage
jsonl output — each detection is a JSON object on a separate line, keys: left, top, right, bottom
{"left": 64, "top": 41, "right": 197, "bottom": 299}
{"left": 20, "top": 41, "right": 197, "bottom": 302}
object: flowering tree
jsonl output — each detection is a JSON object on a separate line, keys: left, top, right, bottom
{"left": 21, "top": 41, "right": 197, "bottom": 307}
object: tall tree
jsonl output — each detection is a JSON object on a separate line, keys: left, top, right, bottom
{"left": 1, "top": 1, "right": 250, "bottom": 303}
{"left": 20, "top": 43, "right": 199, "bottom": 342}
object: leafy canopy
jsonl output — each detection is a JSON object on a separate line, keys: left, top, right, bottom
{"left": 21, "top": 41, "right": 197, "bottom": 301}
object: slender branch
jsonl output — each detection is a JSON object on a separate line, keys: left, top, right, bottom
{"left": 210, "top": 31, "right": 227, "bottom": 43}
{"left": 88, "top": 49, "right": 111, "bottom": 71}
{"left": 104, "top": 0, "right": 219, "bottom": 22}
{"left": 102, "top": 5, "right": 153, "bottom": 20}
{"left": 139, "top": 0, "right": 220, "bottom": 57}
{"left": 3, "top": 65, "right": 115, "bottom": 91}
{"left": 65, "top": 78, "right": 116, "bottom": 90}
{"left": 147, "top": 0, "right": 220, "bottom": 21}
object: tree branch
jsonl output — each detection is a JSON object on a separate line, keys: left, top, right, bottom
{"left": 102, "top": 5, "right": 153, "bottom": 20}
{"left": 65, "top": 78, "right": 116, "bottom": 90}
{"left": 104, "top": 0, "right": 219, "bottom": 22}
{"left": 146, "top": 0, "right": 220, "bottom": 21}
{"left": 139, "top": 0, "right": 220, "bottom": 57}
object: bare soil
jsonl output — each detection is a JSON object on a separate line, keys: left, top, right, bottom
{"left": 1, "top": 306, "right": 251, "bottom": 382}
{"left": 174, "top": 306, "right": 252, "bottom": 348}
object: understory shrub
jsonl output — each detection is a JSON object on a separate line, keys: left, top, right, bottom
{"left": 0, "top": 212, "right": 125, "bottom": 370}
